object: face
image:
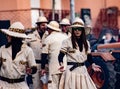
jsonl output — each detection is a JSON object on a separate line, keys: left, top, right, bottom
{"left": 85, "top": 27, "right": 91, "bottom": 35}
{"left": 61, "top": 25, "right": 70, "bottom": 33}
{"left": 37, "top": 22, "right": 47, "bottom": 32}
{"left": 83, "top": 14, "right": 91, "bottom": 25}
{"left": 73, "top": 27, "right": 82, "bottom": 37}
{"left": 84, "top": 15, "right": 90, "bottom": 21}
{"left": 105, "top": 33, "right": 112, "bottom": 40}
{"left": 47, "top": 28, "right": 53, "bottom": 34}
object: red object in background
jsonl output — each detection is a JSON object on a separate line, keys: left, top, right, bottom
{"left": 93, "top": 6, "right": 119, "bottom": 39}
{"left": 26, "top": 67, "right": 32, "bottom": 74}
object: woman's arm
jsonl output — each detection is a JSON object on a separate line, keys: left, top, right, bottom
{"left": 87, "top": 53, "right": 101, "bottom": 72}
{"left": 58, "top": 51, "right": 65, "bottom": 65}
{"left": 58, "top": 51, "right": 65, "bottom": 72}
{"left": 87, "top": 53, "right": 94, "bottom": 64}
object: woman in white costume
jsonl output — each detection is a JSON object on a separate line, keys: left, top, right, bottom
{"left": 0, "top": 22, "right": 37, "bottom": 89}
{"left": 58, "top": 17, "right": 101, "bottom": 89}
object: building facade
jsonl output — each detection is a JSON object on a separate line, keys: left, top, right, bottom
{"left": 0, "top": 0, "right": 120, "bottom": 37}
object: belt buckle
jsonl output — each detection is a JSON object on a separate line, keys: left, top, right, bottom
{"left": 77, "top": 63, "right": 81, "bottom": 66}
{"left": 9, "top": 79, "right": 14, "bottom": 83}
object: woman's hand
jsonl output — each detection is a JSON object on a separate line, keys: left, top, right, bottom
{"left": 59, "top": 66, "right": 64, "bottom": 72}
{"left": 92, "top": 63, "right": 101, "bottom": 72}
{"left": 26, "top": 67, "right": 32, "bottom": 74}
{"left": 59, "top": 62, "right": 65, "bottom": 72}
{"left": 41, "top": 69, "right": 46, "bottom": 75}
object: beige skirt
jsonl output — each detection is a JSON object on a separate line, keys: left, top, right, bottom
{"left": 59, "top": 65, "right": 97, "bottom": 89}
{"left": 0, "top": 80, "right": 29, "bottom": 89}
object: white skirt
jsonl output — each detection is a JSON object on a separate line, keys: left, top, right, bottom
{"left": 59, "top": 65, "right": 97, "bottom": 89}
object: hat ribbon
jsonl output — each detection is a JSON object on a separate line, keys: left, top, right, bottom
{"left": 9, "top": 28, "right": 25, "bottom": 33}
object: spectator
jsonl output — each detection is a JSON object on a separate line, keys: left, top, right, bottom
{"left": 85, "top": 25, "right": 97, "bottom": 47}
{"left": 99, "top": 30, "right": 116, "bottom": 44}
{"left": 60, "top": 18, "right": 71, "bottom": 37}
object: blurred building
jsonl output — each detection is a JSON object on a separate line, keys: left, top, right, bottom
{"left": 0, "top": 0, "right": 120, "bottom": 38}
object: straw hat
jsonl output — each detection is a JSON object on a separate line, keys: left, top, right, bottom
{"left": 0, "top": 22, "right": 31, "bottom": 39}
{"left": 47, "top": 21, "right": 61, "bottom": 32}
{"left": 71, "top": 17, "right": 84, "bottom": 28}
{"left": 36, "top": 16, "right": 48, "bottom": 24}
{"left": 86, "top": 24, "right": 92, "bottom": 28}
{"left": 60, "top": 18, "right": 70, "bottom": 25}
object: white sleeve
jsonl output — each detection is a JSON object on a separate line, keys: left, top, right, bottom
{"left": 27, "top": 47, "right": 37, "bottom": 67}
{"left": 42, "top": 37, "right": 50, "bottom": 54}
{"left": 60, "top": 39, "right": 68, "bottom": 53}
{"left": 87, "top": 40, "right": 91, "bottom": 53}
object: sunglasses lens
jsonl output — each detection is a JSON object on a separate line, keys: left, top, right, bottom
{"left": 72, "top": 27, "right": 82, "bottom": 31}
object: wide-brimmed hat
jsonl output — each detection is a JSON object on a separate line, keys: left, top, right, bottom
{"left": 0, "top": 22, "right": 31, "bottom": 39}
{"left": 36, "top": 16, "right": 48, "bottom": 24}
{"left": 71, "top": 17, "right": 84, "bottom": 28}
{"left": 85, "top": 24, "right": 92, "bottom": 28}
{"left": 47, "top": 21, "right": 61, "bottom": 32}
{"left": 60, "top": 18, "right": 70, "bottom": 25}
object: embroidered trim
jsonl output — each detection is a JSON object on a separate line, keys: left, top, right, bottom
{"left": 9, "top": 28, "right": 25, "bottom": 33}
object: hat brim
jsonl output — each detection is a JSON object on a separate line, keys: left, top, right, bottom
{"left": 70, "top": 24, "right": 84, "bottom": 28}
{"left": 1, "top": 29, "right": 31, "bottom": 39}
{"left": 47, "top": 24, "right": 61, "bottom": 32}
{"left": 36, "top": 21, "right": 48, "bottom": 24}
{"left": 60, "top": 22, "right": 70, "bottom": 26}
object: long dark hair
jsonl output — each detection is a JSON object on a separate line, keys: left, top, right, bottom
{"left": 11, "top": 37, "right": 23, "bottom": 60}
{"left": 71, "top": 27, "right": 88, "bottom": 53}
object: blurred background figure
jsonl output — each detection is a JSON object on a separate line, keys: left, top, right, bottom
{"left": 41, "top": 21, "right": 68, "bottom": 89}
{"left": 91, "top": 29, "right": 117, "bottom": 52}
{"left": 25, "top": 16, "right": 48, "bottom": 89}
{"left": 60, "top": 18, "right": 71, "bottom": 38}
{"left": 83, "top": 14, "right": 92, "bottom": 26}
{"left": 99, "top": 30, "right": 116, "bottom": 44}
{"left": 98, "top": 30, "right": 116, "bottom": 52}
{"left": 85, "top": 25, "right": 97, "bottom": 48}
{"left": 118, "top": 29, "right": 120, "bottom": 42}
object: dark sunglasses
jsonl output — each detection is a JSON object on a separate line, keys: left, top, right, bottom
{"left": 72, "top": 27, "right": 83, "bottom": 31}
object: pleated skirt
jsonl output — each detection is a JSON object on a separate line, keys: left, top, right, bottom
{"left": 59, "top": 65, "right": 97, "bottom": 89}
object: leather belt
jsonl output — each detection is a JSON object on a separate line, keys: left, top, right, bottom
{"left": 67, "top": 62, "right": 84, "bottom": 71}
{"left": 0, "top": 76, "right": 25, "bottom": 83}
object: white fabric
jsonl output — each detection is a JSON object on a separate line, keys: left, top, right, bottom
{"left": 1, "top": 22, "right": 31, "bottom": 39}
{"left": 1, "top": 29, "right": 31, "bottom": 39}
{"left": 0, "top": 80, "right": 29, "bottom": 89}
{"left": 26, "top": 30, "right": 48, "bottom": 59}
{"left": 42, "top": 31, "right": 68, "bottom": 75}
{"left": 59, "top": 38, "right": 97, "bottom": 89}
{"left": 32, "top": 64, "right": 42, "bottom": 89}
{"left": 26, "top": 30, "right": 49, "bottom": 89}
{"left": 0, "top": 43, "right": 36, "bottom": 89}
{"left": 60, "top": 18, "right": 70, "bottom": 25}
{"left": 42, "top": 31, "right": 68, "bottom": 88}
{"left": 47, "top": 21, "right": 61, "bottom": 32}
